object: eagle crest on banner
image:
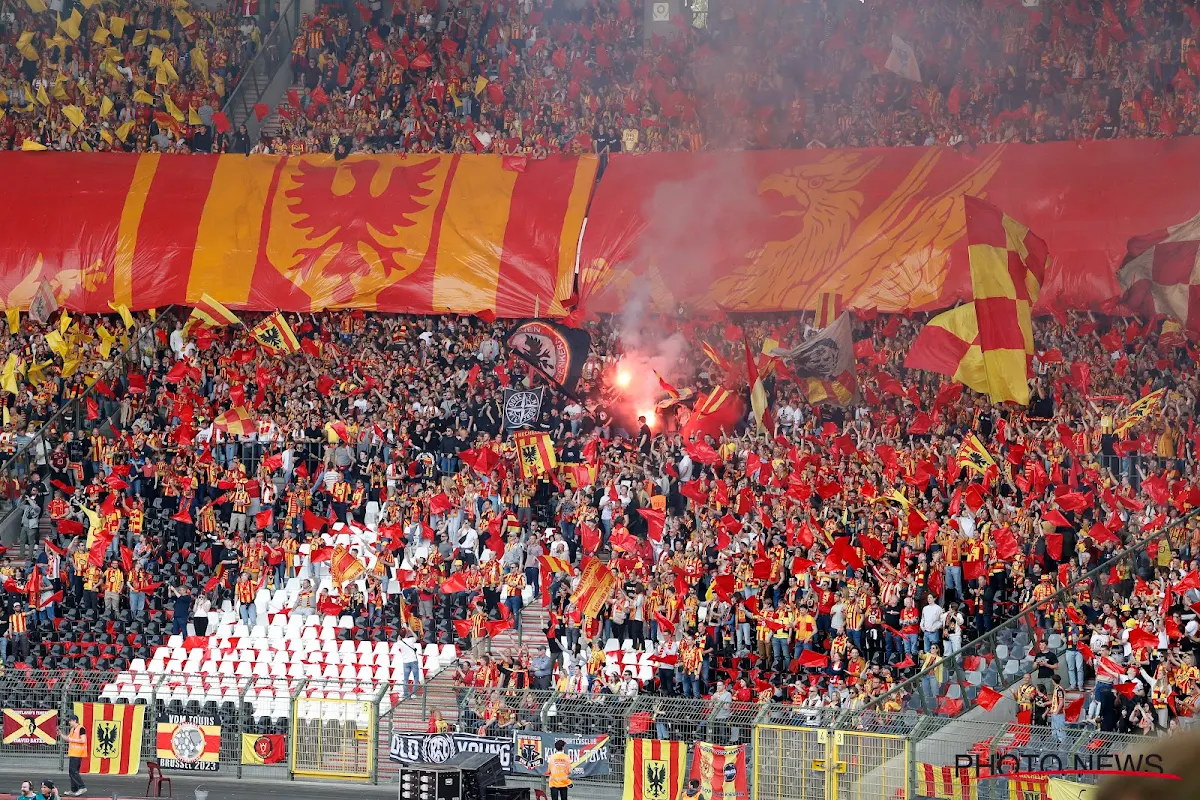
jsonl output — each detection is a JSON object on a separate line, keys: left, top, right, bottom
{"left": 643, "top": 759, "right": 670, "bottom": 800}
{"left": 270, "top": 157, "right": 443, "bottom": 307}
{"left": 710, "top": 148, "right": 1003, "bottom": 312}
{"left": 94, "top": 720, "right": 120, "bottom": 759}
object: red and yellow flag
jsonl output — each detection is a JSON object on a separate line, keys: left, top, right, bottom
{"left": 689, "top": 742, "right": 749, "bottom": 800}
{"left": 330, "top": 544, "right": 366, "bottom": 585}
{"left": 512, "top": 430, "right": 557, "bottom": 480}
{"left": 904, "top": 303, "right": 989, "bottom": 395}
{"left": 74, "top": 702, "right": 145, "bottom": 775}
{"left": 188, "top": 292, "right": 241, "bottom": 329}
{"left": 213, "top": 406, "right": 255, "bottom": 436}
{"left": 2, "top": 709, "right": 58, "bottom": 745}
{"left": 623, "top": 738, "right": 687, "bottom": 800}
{"left": 251, "top": 311, "right": 300, "bottom": 354}
{"left": 1115, "top": 387, "right": 1166, "bottom": 436}
{"left": 918, "top": 763, "right": 978, "bottom": 800}
{"left": 956, "top": 432, "right": 996, "bottom": 474}
{"left": 571, "top": 557, "right": 616, "bottom": 619}
{"left": 813, "top": 291, "right": 843, "bottom": 329}
{"left": 963, "top": 196, "right": 1048, "bottom": 405}
{"left": 0, "top": 153, "right": 596, "bottom": 317}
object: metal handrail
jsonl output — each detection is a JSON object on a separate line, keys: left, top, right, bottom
{"left": 0, "top": 307, "right": 178, "bottom": 514}
{"left": 854, "top": 507, "right": 1197, "bottom": 720}
{"left": 221, "top": 0, "right": 300, "bottom": 128}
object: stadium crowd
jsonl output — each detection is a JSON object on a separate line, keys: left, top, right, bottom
{"left": 6, "top": 0, "right": 1200, "bottom": 153}
{"left": 0, "top": 303, "right": 1195, "bottom": 741}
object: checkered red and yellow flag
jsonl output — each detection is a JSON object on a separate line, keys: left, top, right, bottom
{"left": 964, "top": 196, "right": 1048, "bottom": 405}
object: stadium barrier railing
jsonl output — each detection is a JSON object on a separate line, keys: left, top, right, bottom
{"left": 0, "top": 669, "right": 1178, "bottom": 796}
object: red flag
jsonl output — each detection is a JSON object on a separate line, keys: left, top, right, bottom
{"left": 303, "top": 510, "right": 328, "bottom": 532}
{"left": 637, "top": 508, "right": 666, "bottom": 542}
{"left": 993, "top": 528, "right": 1019, "bottom": 561}
{"left": 796, "top": 649, "right": 829, "bottom": 668}
{"left": 1128, "top": 627, "right": 1159, "bottom": 649}
{"left": 430, "top": 492, "right": 452, "bottom": 515}
{"left": 440, "top": 573, "right": 468, "bottom": 594}
{"left": 1045, "top": 533, "right": 1063, "bottom": 561}
{"left": 255, "top": 509, "right": 274, "bottom": 529}
{"left": 309, "top": 546, "right": 333, "bottom": 563}
{"left": 976, "top": 685, "right": 1003, "bottom": 711}
{"left": 579, "top": 523, "right": 600, "bottom": 555}
{"left": 1065, "top": 695, "right": 1086, "bottom": 723}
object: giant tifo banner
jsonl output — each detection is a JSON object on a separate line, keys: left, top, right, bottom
{"left": 577, "top": 140, "right": 1200, "bottom": 315}
{"left": 0, "top": 153, "right": 596, "bottom": 316}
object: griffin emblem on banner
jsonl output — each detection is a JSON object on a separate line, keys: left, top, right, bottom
{"left": 93, "top": 720, "right": 119, "bottom": 759}
{"left": 710, "top": 148, "right": 1003, "bottom": 312}
{"left": 2, "top": 254, "right": 108, "bottom": 310}
{"left": 643, "top": 759, "right": 669, "bottom": 800}
{"left": 273, "top": 158, "right": 441, "bottom": 307}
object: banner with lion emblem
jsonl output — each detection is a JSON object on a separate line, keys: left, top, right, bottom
{"left": 73, "top": 702, "right": 145, "bottom": 775}
{"left": 577, "top": 141, "right": 1200, "bottom": 316}
{"left": 0, "top": 153, "right": 597, "bottom": 317}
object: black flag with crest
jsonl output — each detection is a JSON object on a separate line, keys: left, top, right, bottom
{"left": 506, "top": 321, "right": 591, "bottom": 394}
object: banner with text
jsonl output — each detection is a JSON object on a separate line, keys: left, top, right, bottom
{"left": 578, "top": 141, "right": 1200, "bottom": 315}
{"left": 388, "top": 732, "right": 514, "bottom": 772}
{"left": 0, "top": 153, "right": 596, "bottom": 317}
{"left": 511, "top": 731, "right": 611, "bottom": 778}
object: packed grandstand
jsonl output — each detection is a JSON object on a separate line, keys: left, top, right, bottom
{"left": 0, "top": 0, "right": 1198, "bottom": 797}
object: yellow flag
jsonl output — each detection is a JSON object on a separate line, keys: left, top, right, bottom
{"left": 132, "top": 29, "right": 147, "bottom": 45}
{"left": 61, "top": 356, "right": 80, "bottom": 378}
{"left": 116, "top": 119, "right": 134, "bottom": 141}
{"left": 100, "top": 96, "right": 113, "bottom": 117}
{"left": 151, "top": 28, "right": 169, "bottom": 39}
{"left": 108, "top": 302, "right": 134, "bottom": 329}
{"left": 99, "top": 128, "right": 112, "bottom": 144}
{"left": 20, "top": 139, "right": 47, "bottom": 151}
{"left": 62, "top": 104, "right": 84, "bottom": 128}
{"left": 26, "top": 360, "right": 49, "bottom": 386}
{"left": 45, "top": 330, "right": 67, "bottom": 358}
{"left": 25, "top": 0, "right": 46, "bottom": 12}
{"left": 35, "top": 84, "right": 49, "bottom": 106}
{"left": 51, "top": 76, "right": 67, "bottom": 100}
{"left": 82, "top": 506, "right": 101, "bottom": 546}
{"left": 80, "top": 0, "right": 96, "bottom": 8}
{"left": 174, "top": 8, "right": 194, "bottom": 27}
{"left": 59, "top": 311, "right": 71, "bottom": 334}
{"left": 191, "top": 46, "right": 207, "bottom": 78}
{"left": 97, "top": 326, "right": 117, "bottom": 359}
{"left": 1, "top": 354, "right": 20, "bottom": 395}
{"left": 5, "top": 307, "right": 19, "bottom": 334}
{"left": 149, "top": 46, "right": 163, "bottom": 68}
{"left": 148, "top": 308, "right": 157, "bottom": 322}
{"left": 17, "top": 31, "right": 38, "bottom": 61}
{"left": 164, "top": 95, "right": 183, "bottom": 121}
{"left": 60, "top": 9, "right": 83, "bottom": 40}
{"left": 110, "top": 16, "right": 125, "bottom": 36}
{"left": 133, "top": 89, "right": 154, "bottom": 104}
{"left": 475, "top": 76, "right": 488, "bottom": 96}
{"left": 92, "top": 26, "right": 110, "bottom": 44}
{"left": 188, "top": 106, "right": 201, "bottom": 125}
